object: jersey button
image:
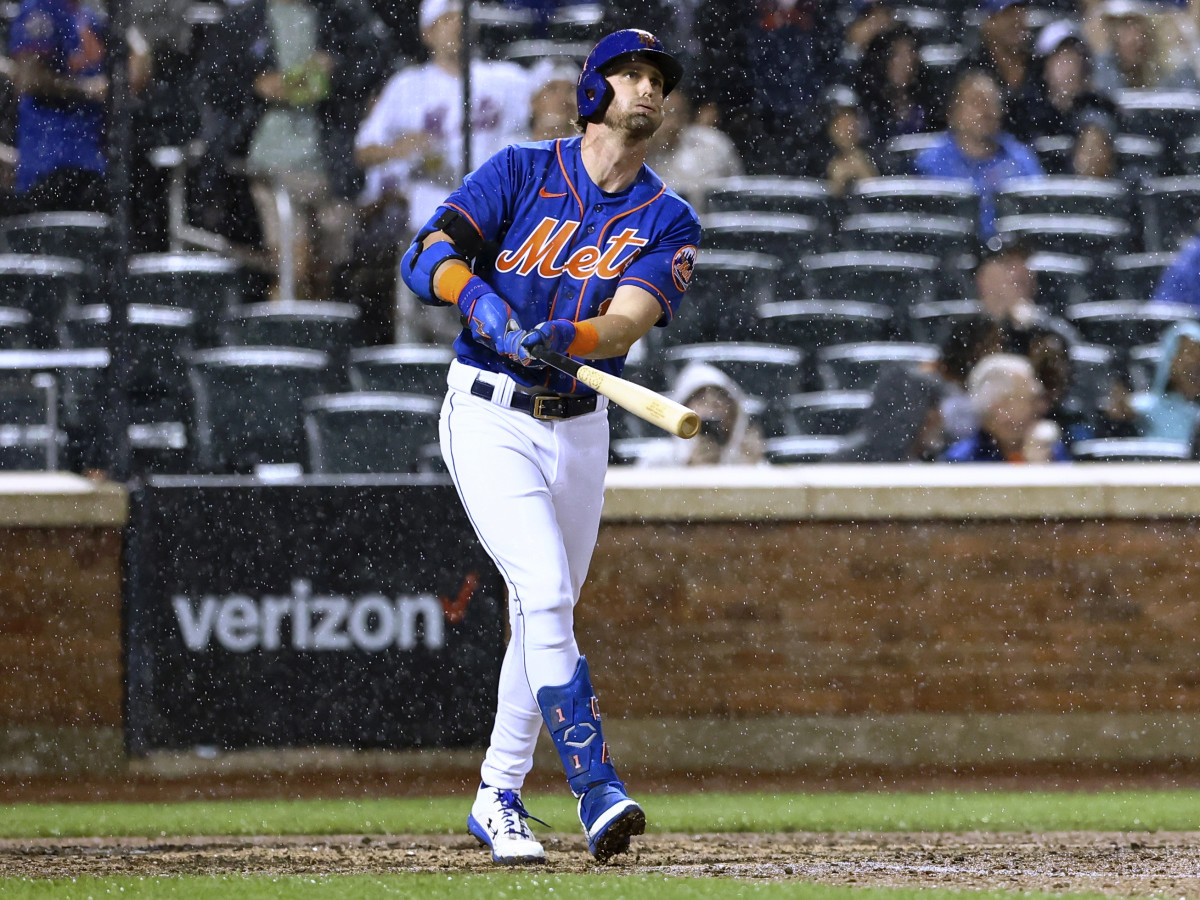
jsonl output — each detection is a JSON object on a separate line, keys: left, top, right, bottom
{"left": 593, "top": 204, "right": 603, "bottom": 212}
{"left": 585, "top": 226, "right": 595, "bottom": 234}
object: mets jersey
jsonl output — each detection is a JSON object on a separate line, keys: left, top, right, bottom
{"left": 421, "top": 136, "right": 702, "bottom": 396}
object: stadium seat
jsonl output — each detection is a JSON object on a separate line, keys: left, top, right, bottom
{"left": 995, "top": 176, "right": 1132, "bottom": 220}
{"left": 801, "top": 251, "right": 940, "bottom": 330}
{"left": 304, "top": 392, "right": 441, "bottom": 474}
{"left": 1109, "top": 252, "right": 1176, "bottom": 300}
{"left": 501, "top": 39, "right": 591, "bottom": 68}
{"left": 1064, "top": 300, "right": 1199, "bottom": 351}
{"left": 847, "top": 177, "right": 978, "bottom": 219}
{"left": 703, "top": 176, "right": 833, "bottom": 223}
{"left": 61, "top": 304, "right": 196, "bottom": 423}
{"left": 347, "top": 344, "right": 455, "bottom": 396}
{"left": 0, "top": 348, "right": 108, "bottom": 470}
{"left": 1035, "top": 134, "right": 1167, "bottom": 180}
{"left": 127, "top": 252, "right": 247, "bottom": 346}
{"left": 881, "top": 133, "right": 944, "bottom": 175}
{"left": 763, "top": 434, "right": 849, "bottom": 463}
{"left": 0, "top": 307, "right": 31, "bottom": 349}
{"left": 609, "top": 436, "right": 675, "bottom": 466}
{"left": 815, "top": 341, "right": 939, "bottom": 391}
{"left": 0, "top": 376, "right": 60, "bottom": 470}
{"left": 1071, "top": 438, "right": 1190, "bottom": 461}
{"left": 1027, "top": 252, "right": 1094, "bottom": 315}
{"left": 669, "top": 249, "right": 780, "bottom": 346}
{"left": 836, "top": 212, "right": 974, "bottom": 260}
{"left": 757, "top": 300, "right": 893, "bottom": 362}
{"left": 1137, "top": 176, "right": 1200, "bottom": 252}
{"left": 220, "top": 300, "right": 360, "bottom": 357}
{"left": 0, "top": 254, "right": 86, "bottom": 348}
{"left": 782, "top": 390, "right": 872, "bottom": 437}
{"left": 908, "top": 299, "right": 988, "bottom": 345}
{"left": 0, "top": 211, "right": 111, "bottom": 280}
{"left": 993, "top": 214, "right": 1131, "bottom": 258}
{"left": 187, "top": 346, "right": 332, "bottom": 474}
{"left": 1115, "top": 88, "right": 1200, "bottom": 170}
{"left": 701, "top": 211, "right": 827, "bottom": 279}
{"left": 1067, "top": 343, "right": 1118, "bottom": 421}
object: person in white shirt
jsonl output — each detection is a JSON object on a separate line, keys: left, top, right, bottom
{"left": 646, "top": 86, "right": 743, "bottom": 211}
{"left": 354, "top": 0, "right": 533, "bottom": 234}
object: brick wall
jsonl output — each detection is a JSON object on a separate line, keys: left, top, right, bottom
{"left": 580, "top": 519, "right": 1200, "bottom": 719}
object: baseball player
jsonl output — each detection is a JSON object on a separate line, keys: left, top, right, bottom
{"left": 399, "top": 29, "right": 701, "bottom": 864}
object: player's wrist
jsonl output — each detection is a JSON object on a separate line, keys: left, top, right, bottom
{"left": 567, "top": 320, "right": 599, "bottom": 356}
{"left": 433, "top": 261, "right": 474, "bottom": 306}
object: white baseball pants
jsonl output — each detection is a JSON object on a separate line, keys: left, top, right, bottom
{"left": 441, "top": 360, "right": 610, "bottom": 790}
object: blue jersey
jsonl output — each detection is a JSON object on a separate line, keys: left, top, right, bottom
{"left": 8, "top": 0, "right": 107, "bottom": 193}
{"left": 419, "top": 137, "right": 702, "bottom": 396}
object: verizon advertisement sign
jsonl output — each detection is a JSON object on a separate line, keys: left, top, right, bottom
{"left": 124, "top": 478, "right": 503, "bottom": 753}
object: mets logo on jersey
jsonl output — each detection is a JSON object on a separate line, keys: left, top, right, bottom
{"left": 495, "top": 217, "right": 648, "bottom": 280}
{"left": 672, "top": 245, "right": 697, "bottom": 292}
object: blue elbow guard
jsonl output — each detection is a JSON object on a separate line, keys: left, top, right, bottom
{"left": 400, "top": 237, "right": 469, "bottom": 306}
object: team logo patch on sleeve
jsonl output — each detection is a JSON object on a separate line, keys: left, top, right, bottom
{"left": 672, "top": 245, "right": 697, "bottom": 292}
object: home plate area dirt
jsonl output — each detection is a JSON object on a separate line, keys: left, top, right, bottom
{"left": 2, "top": 832, "right": 1199, "bottom": 896}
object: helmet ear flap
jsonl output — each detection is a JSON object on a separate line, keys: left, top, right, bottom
{"left": 576, "top": 69, "right": 612, "bottom": 120}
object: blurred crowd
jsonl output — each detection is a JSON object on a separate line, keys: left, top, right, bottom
{"left": 6, "top": 0, "right": 1200, "bottom": 473}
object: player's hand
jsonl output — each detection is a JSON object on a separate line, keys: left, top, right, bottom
{"left": 495, "top": 323, "right": 548, "bottom": 368}
{"left": 458, "top": 285, "right": 514, "bottom": 351}
{"left": 519, "top": 320, "right": 577, "bottom": 361}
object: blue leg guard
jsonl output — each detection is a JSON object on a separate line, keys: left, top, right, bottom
{"left": 537, "top": 657, "right": 645, "bottom": 861}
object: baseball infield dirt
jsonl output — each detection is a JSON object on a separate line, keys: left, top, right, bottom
{"left": 2, "top": 831, "right": 1199, "bottom": 896}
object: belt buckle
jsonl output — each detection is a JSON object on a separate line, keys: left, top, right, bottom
{"left": 531, "top": 395, "right": 558, "bottom": 420}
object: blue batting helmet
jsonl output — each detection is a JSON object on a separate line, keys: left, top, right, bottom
{"left": 576, "top": 29, "right": 683, "bottom": 120}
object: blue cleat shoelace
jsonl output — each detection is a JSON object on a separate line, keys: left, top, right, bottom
{"left": 496, "top": 789, "right": 550, "bottom": 836}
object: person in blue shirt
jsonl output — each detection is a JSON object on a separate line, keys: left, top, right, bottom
{"left": 914, "top": 67, "right": 1043, "bottom": 238}
{"left": 1152, "top": 233, "right": 1200, "bottom": 309}
{"left": 9, "top": 0, "right": 110, "bottom": 210}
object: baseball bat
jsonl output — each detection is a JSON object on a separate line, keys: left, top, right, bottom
{"left": 529, "top": 346, "right": 700, "bottom": 439}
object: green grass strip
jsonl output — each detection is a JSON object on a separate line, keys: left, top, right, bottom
{"left": 0, "top": 874, "right": 1121, "bottom": 900}
{"left": 0, "top": 789, "right": 1197, "bottom": 839}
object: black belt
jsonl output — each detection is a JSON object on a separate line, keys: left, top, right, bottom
{"left": 470, "top": 376, "right": 598, "bottom": 420}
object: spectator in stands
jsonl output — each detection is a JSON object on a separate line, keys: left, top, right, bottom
{"left": 1020, "top": 325, "right": 1096, "bottom": 446}
{"left": 854, "top": 23, "right": 942, "bottom": 149}
{"left": 973, "top": 232, "right": 1080, "bottom": 350}
{"left": 647, "top": 86, "right": 743, "bottom": 210}
{"left": 817, "top": 85, "right": 880, "bottom": 197}
{"left": 914, "top": 68, "right": 1043, "bottom": 238}
{"left": 1070, "top": 108, "right": 1120, "bottom": 178}
{"left": 925, "top": 313, "right": 1005, "bottom": 443}
{"left": 1015, "top": 20, "right": 1117, "bottom": 144}
{"left": 960, "top": 0, "right": 1037, "bottom": 137}
{"left": 943, "top": 352, "right": 1072, "bottom": 462}
{"left": 194, "top": 0, "right": 391, "bottom": 293}
{"left": 352, "top": 0, "right": 532, "bottom": 342}
{"left": 1092, "top": 0, "right": 1199, "bottom": 93}
{"left": 1153, "top": 229, "right": 1200, "bottom": 308}
{"left": 527, "top": 61, "right": 578, "bottom": 142}
{"left": 1129, "top": 320, "right": 1200, "bottom": 442}
{"left": 642, "top": 362, "right": 767, "bottom": 466}
{"left": 832, "top": 363, "right": 947, "bottom": 462}
{"left": 8, "top": 0, "right": 149, "bottom": 212}
{"left": 843, "top": 0, "right": 898, "bottom": 65}
{"left": 691, "top": 0, "right": 844, "bottom": 176}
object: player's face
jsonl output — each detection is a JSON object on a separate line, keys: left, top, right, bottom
{"left": 602, "top": 58, "right": 666, "bottom": 139}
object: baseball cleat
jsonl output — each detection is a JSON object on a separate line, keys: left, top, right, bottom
{"left": 468, "top": 784, "right": 547, "bottom": 865}
{"left": 578, "top": 780, "right": 645, "bottom": 862}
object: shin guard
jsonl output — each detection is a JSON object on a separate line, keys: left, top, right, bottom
{"left": 536, "top": 656, "right": 620, "bottom": 796}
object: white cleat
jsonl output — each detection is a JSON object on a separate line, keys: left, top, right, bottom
{"left": 467, "top": 784, "right": 547, "bottom": 865}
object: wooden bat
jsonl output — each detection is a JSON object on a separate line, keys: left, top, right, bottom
{"left": 529, "top": 347, "right": 700, "bottom": 439}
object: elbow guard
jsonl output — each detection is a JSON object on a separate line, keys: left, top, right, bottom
{"left": 400, "top": 237, "right": 469, "bottom": 306}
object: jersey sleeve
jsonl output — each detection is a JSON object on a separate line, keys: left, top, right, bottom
{"left": 616, "top": 205, "right": 702, "bottom": 326}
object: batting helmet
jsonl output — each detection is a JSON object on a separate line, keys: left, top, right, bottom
{"left": 576, "top": 29, "right": 683, "bottom": 120}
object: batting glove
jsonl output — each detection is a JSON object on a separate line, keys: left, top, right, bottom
{"left": 495, "top": 322, "right": 547, "bottom": 367}
{"left": 517, "top": 320, "right": 577, "bottom": 362}
{"left": 457, "top": 278, "right": 514, "bottom": 351}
